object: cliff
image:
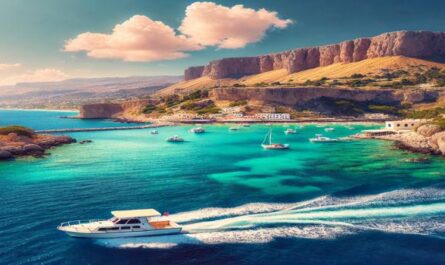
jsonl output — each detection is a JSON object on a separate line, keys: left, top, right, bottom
{"left": 79, "top": 100, "right": 152, "bottom": 122}
{"left": 185, "top": 31, "right": 445, "bottom": 80}
{"left": 79, "top": 103, "right": 124, "bottom": 119}
{"left": 213, "top": 87, "right": 441, "bottom": 107}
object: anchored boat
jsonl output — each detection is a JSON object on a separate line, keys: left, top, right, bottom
{"left": 57, "top": 209, "right": 182, "bottom": 238}
{"left": 166, "top": 135, "right": 184, "bottom": 142}
{"left": 284, "top": 128, "right": 297, "bottom": 135}
{"left": 190, "top": 127, "right": 205, "bottom": 133}
{"left": 262, "top": 127, "right": 289, "bottom": 150}
{"left": 309, "top": 134, "right": 338, "bottom": 143}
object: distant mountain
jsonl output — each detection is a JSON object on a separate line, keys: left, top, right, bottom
{"left": 0, "top": 75, "right": 182, "bottom": 109}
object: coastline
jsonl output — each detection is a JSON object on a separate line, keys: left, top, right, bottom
{"left": 0, "top": 108, "right": 79, "bottom": 112}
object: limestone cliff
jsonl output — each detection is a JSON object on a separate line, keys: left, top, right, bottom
{"left": 213, "top": 87, "right": 440, "bottom": 107}
{"left": 185, "top": 31, "right": 445, "bottom": 80}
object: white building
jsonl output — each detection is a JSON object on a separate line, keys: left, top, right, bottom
{"left": 254, "top": 113, "right": 291, "bottom": 120}
{"left": 385, "top": 119, "right": 427, "bottom": 131}
{"left": 221, "top": 107, "right": 242, "bottom": 114}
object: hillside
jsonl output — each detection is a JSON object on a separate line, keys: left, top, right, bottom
{"left": 159, "top": 56, "right": 445, "bottom": 93}
{"left": 0, "top": 75, "right": 182, "bottom": 109}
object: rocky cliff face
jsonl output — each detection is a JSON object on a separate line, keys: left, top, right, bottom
{"left": 79, "top": 100, "right": 152, "bottom": 122}
{"left": 184, "top": 31, "right": 445, "bottom": 80}
{"left": 213, "top": 87, "right": 440, "bottom": 107}
{"left": 79, "top": 103, "right": 124, "bottom": 119}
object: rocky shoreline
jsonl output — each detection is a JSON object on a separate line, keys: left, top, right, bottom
{"left": 0, "top": 133, "right": 76, "bottom": 160}
{"left": 363, "top": 124, "right": 445, "bottom": 156}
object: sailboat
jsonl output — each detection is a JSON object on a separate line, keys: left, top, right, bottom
{"left": 262, "top": 127, "right": 289, "bottom": 150}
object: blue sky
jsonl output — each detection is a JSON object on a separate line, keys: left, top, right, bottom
{"left": 0, "top": 0, "right": 445, "bottom": 84}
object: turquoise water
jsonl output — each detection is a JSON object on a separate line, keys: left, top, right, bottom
{"left": 1, "top": 110, "right": 445, "bottom": 265}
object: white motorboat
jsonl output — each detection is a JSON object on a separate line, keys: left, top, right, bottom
{"left": 324, "top": 127, "right": 335, "bottom": 132}
{"left": 190, "top": 127, "right": 205, "bottom": 133}
{"left": 150, "top": 130, "right": 158, "bottom": 135}
{"left": 57, "top": 209, "right": 182, "bottom": 238}
{"left": 166, "top": 135, "right": 184, "bottom": 142}
{"left": 309, "top": 134, "right": 338, "bottom": 143}
{"left": 284, "top": 128, "right": 297, "bottom": 135}
{"left": 262, "top": 127, "right": 289, "bottom": 150}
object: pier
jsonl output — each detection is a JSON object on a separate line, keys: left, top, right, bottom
{"left": 36, "top": 124, "right": 168, "bottom": 133}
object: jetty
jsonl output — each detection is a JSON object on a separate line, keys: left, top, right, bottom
{"left": 36, "top": 124, "right": 168, "bottom": 134}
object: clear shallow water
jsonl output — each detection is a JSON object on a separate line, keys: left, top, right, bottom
{"left": 1, "top": 110, "right": 445, "bottom": 265}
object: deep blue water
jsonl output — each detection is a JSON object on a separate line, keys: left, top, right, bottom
{"left": 1, "top": 110, "right": 445, "bottom": 265}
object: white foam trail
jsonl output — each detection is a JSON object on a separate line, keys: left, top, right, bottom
{"left": 96, "top": 225, "right": 356, "bottom": 249}
{"left": 97, "top": 187, "right": 445, "bottom": 249}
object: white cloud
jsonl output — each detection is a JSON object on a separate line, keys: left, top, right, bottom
{"left": 0, "top": 63, "right": 21, "bottom": 71}
{"left": 63, "top": 2, "right": 292, "bottom": 61}
{"left": 179, "top": 2, "right": 293, "bottom": 49}
{"left": 0, "top": 68, "right": 69, "bottom": 86}
{"left": 64, "top": 15, "right": 203, "bottom": 62}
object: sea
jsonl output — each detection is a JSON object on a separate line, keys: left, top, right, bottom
{"left": 1, "top": 109, "right": 445, "bottom": 265}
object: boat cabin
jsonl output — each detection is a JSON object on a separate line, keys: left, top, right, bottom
{"left": 96, "top": 209, "right": 173, "bottom": 232}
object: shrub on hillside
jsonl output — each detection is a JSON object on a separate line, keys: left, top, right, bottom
{"left": 0, "top": 126, "right": 35, "bottom": 137}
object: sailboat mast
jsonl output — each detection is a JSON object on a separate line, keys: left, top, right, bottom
{"left": 269, "top": 127, "right": 272, "bottom": 144}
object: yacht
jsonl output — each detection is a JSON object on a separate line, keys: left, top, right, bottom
{"left": 229, "top": 126, "right": 240, "bottom": 131}
{"left": 242, "top": 124, "right": 250, "bottom": 127}
{"left": 284, "top": 128, "right": 297, "bottom": 135}
{"left": 150, "top": 130, "right": 158, "bottom": 135}
{"left": 166, "top": 135, "right": 184, "bottom": 142}
{"left": 190, "top": 127, "right": 205, "bottom": 133}
{"left": 309, "top": 134, "right": 338, "bottom": 143}
{"left": 324, "top": 127, "right": 335, "bottom": 132}
{"left": 262, "top": 127, "right": 289, "bottom": 150}
{"left": 57, "top": 209, "right": 182, "bottom": 238}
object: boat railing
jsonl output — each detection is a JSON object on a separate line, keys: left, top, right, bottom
{"left": 58, "top": 219, "right": 106, "bottom": 228}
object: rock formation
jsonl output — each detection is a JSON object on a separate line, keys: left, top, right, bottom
{"left": 213, "top": 87, "right": 440, "bottom": 107}
{"left": 184, "top": 31, "right": 445, "bottom": 80}
{"left": 79, "top": 103, "right": 123, "bottom": 119}
{"left": 0, "top": 133, "right": 76, "bottom": 160}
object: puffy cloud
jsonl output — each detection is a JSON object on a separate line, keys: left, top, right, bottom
{"left": 64, "top": 15, "right": 203, "bottom": 62}
{"left": 179, "top": 2, "right": 293, "bottom": 49}
{"left": 0, "top": 68, "right": 68, "bottom": 86}
{"left": 64, "top": 2, "right": 292, "bottom": 62}
{"left": 0, "top": 63, "right": 21, "bottom": 71}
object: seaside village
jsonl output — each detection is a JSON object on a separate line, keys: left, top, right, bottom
{"left": 157, "top": 106, "right": 291, "bottom": 123}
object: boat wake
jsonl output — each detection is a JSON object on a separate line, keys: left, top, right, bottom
{"left": 96, "top": 186, "right": 445, "bottom": 249}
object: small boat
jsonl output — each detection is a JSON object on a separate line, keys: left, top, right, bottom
{"left": 309, "top": 134, "right": 338, "bottom": 143}
{"left": 57, "top": 209, "right": 182, "bottom": 238}
{"left": 284, "top": 128, "right": 297, "bottom": 135}
{"left": 190, "top": 127, "right": 205, "bottom": 133}
{"left": 166, "top": 135, "right": 184, "bottom": 142}
{"left": 324, "top": 127, "right": 335, "bottom": 132}
{"left": 262, "top": 127, "right": 289, "bottom": 150}
{"left": 150, "top": 130, "right": 158, "bottom": 135}
{"left": 229, "top": 126, "right": 240, "bottom": 131}
{"left": 242, "top": 124, "right": 250, "bottom": 127}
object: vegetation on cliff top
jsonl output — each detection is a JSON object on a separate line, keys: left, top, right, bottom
{"left": 143, "top": 89, "right": 220, "bottom": 116}
{"left": 0, "top": 125, "right": 35, "bottom": 138}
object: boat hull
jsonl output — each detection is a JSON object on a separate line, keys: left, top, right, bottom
{"left": 261, "top": 144, "right": 289, "bottom": 150}
{"left": 62, "top": 227, "right": 182, "bottom": 239}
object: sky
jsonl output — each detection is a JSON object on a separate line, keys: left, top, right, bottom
{"left": 0, "top": 0, "right": 445, "bottom": 85}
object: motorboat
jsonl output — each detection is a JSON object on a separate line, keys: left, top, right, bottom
{"left": 57, "top": 209, "right": 182, "bottom": 238}
{"left": 324, "top": 127, "right": 335, "bottom": 132}
{"left": 166, "top": 135, "right": 184, "bottom": 142}
{"left": 284, "top": 128, "right": 297, "bottom": 135}
{"left": 262, "top": 127, "right": 289, "bottom": 150}
{"left": 242, "top": 124, "right": 250, "bottom": 127}
{"left": 190, "top": 127, "right": 205, "bottom": 133}
{"left": 309, "top": 134, "right": 338, "bottom": 143}
{"left": 150, "top": 130, "right": 158, "bottom": 135}
{"left": 229, "top": 126, "right": 240, "bottom": 131}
